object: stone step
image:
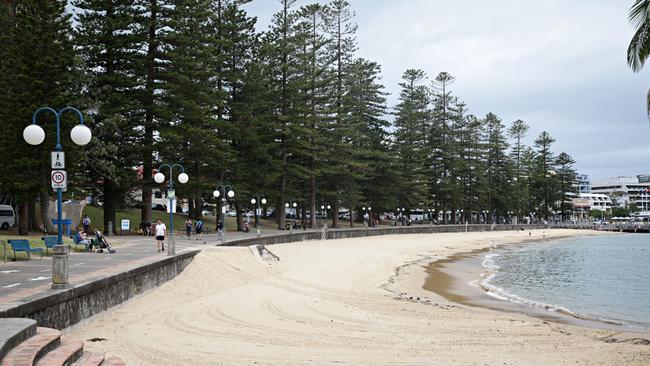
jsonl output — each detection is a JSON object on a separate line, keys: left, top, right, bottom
{"left": 1, "top": 327, "right": 60, "bottom": 366}
{"left": 71, "top": 352, "right": 105, "bottom": 366}
{"left": 35, "top": 338, "right": 83, "bottom": 366}
{"left": 0, "top": 319, "right": 37, "bottom": 362}
{"left": 100, "top": 356, "right": 126, "bottom": 366}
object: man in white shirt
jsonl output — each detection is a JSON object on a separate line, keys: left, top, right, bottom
{"left": 155, "top": 219, "right": 166, "bottom": 252}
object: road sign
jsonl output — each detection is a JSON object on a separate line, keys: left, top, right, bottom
{"left": 51, "top": 152, "right": 65, "bottom": 169}
{"left": 167, "top": 189, "right": 175, "bottom": 199}
{"left": 121, "top": 219, "right": 130, "bottom": 231}
{"left": 51, "top": 170, "right": 67, "bottom": 189}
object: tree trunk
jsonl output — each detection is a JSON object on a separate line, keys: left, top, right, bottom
{"left": 103, "top": 180, "right": 117, "bottom": 235}
{"left": 28, "top": 197, "right": 38, "bottom": 232}
{"left": 39, "top": 191, "right": 56, "bottom": 233}
{"left": 18, "top": 201, "right": 29, "bottom": 235}
{"left": 348, "top": 209, "right": 353, "bottom": 227}
{"left": 236, "top": 201, "right": 243, "bottom": 231}
{"left": 309, "top": 176, "right": 316, "bottom": 228}
{"left": 332, "top": 202, "right": 339, "bottom": 228}
{"left": 140, "top": 0, "right": 158, "bottom": 228}
{"left": 188, "top": 198, "right": 195, "bottom": 220}
{"left": 278, "top": 170, "right": 287, "bottom": 230}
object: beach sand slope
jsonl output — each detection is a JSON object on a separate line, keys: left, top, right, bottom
{"left": 68, "top": 229, "right": 650, "bottom": 365}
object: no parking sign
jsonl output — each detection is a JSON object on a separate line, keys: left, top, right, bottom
{"left": 51, "top": 170, "right": 67, "bottom": 189}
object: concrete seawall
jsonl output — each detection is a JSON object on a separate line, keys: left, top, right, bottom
{"left": 222, "top": 224, "right": 549, "bottom": 247}
{"left": 0, "top": 224, "right": 548, "bottom": 330}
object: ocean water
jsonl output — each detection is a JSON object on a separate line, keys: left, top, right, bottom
{"left": 481, "top": 234, "right": 650, "bottom": 331}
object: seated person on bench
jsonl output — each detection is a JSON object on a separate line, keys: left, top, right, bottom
{"left": 76, "top": 229, "right": 92, "bottom": 249}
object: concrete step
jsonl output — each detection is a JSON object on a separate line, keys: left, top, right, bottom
{"left": 35, "top": 338, "right": 83, "bottom": 366}
{"left": 100, "top": 356, "right": 126, "bottom": 366}
{"left": 71, "top": 352, "right": 105, "bottom": 366}
{"left": 0, "top": 319, "right": 37, "bottom": 362}
{"left": 1, "top": 327, "right": 60, "bottom": 366}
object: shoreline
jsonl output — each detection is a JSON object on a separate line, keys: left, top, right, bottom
{"left": 67, "top": 229, "right": 650, "bottom": 365}
{"left": 419, "top": 235, "right": 650, "bottom": 334}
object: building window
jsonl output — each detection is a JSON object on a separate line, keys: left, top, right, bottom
{"left": 154, "top": 191, "right": 162, "bottom": 199}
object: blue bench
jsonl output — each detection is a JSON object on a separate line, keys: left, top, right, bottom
{"left": 7, "top": 240, "right": 43, "bottom": 261}
{"left": 41, "top": 236, "right": 58, "bottom": 254}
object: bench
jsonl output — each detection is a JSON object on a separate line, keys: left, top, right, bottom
{"left": 41, "top": 236, "right": 58, "bottom": 254}
{"left": 7, "top": 240, "right": 43, "bottom": 261}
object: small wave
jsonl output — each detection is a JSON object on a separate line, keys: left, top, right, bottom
{"left": 481, "top": 253, "right": 501, "bottom": 270}
{"left": 479, "top": 272, "right": 642, "bottom": 330}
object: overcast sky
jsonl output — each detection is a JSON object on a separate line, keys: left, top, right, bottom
{"left": 243, "top": 0, "right": 649, "bottom": 182}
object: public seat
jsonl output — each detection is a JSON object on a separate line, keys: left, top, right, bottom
{"left": 7, "top": 239, "right": 43, "bottom": 261}
{"left": 41, "top": 236, "right": 58, "bottom": 254}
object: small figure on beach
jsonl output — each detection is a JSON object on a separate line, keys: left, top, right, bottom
{"left": 185, "top": 218, "right": 192, "bottom": 239}
{"left": 195, "top": 219, "right": 203, "bottom": 240}
{"left": 82, "top": 214, "right": 91, "bottom": 233}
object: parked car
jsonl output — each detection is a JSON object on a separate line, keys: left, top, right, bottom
{"left": 0, "top": 204, "right": 15, "bottom": 230}
{"left": 226, "top": 210, "right": 237, "bottom": 217}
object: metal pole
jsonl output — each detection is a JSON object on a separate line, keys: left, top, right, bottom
{"left": 222, "top": 195, "right": 226, "bottom": 242}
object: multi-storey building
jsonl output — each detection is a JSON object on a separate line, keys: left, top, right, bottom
{"left": 591, "top": 175, "right": 650, "bottom": 211}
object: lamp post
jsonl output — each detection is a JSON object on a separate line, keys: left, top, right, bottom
{"left": 24, "top": 107, "right": 92, "bottom": 289}
{"left": 250, "top": 195, "right": 267, "bottom": 232}
{"left": 154, "top": 164, "right": 188, "bottom": 256}
{"left": 320, "top": 204, "right": 331, "bottom": 226}
{"left": 285, "top": 200, "right": 297, "bottom": 233}
{"left": 213, "top": 184, "right": 234, "bottom": 242}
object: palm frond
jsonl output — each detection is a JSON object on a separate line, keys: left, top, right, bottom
{"left": 627, "top": 22, "right": 650, "bottom": 71}
{"left": 629, "top": 0, "right": 650, "bottom": 28}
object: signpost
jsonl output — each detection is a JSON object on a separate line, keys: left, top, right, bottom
{"left": 51, "top": 151, "right": 65, "bottom": 169}
{"left": 51, "top": 170, "right": 67, "bottom": 190}
{"left": 121, "top": 219, "right": 130, "bottom": 233}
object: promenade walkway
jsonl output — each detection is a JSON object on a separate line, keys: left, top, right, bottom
{"left": 0, "top": 228, "right": 307, "bottom": 306}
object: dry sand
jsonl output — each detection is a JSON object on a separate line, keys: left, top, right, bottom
{"left": 68, "top": 229, "right": 650, "bottom": 365}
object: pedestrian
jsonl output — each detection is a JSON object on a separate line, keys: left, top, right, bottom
{"left": 155, "top": 219, "right": 166, "bottom": 252}
{"left": 195, "top": 219, "right": 203, "bottom": 240}
{"left": 217, "top": 220, "right": 224, "bottom": 242}
{"left": 82, "top": 214, "right": 91, "bottom": 233}
{"left": 185, "top": 218, "right": 192, "bottom": 239}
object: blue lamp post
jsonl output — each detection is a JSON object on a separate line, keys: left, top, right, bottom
{"left": 250, "top": 194, "right": 266, "bottom": 229}
{"left": 154, "top": 164, "right": 189, "bottom": 256}
{"left": 213, "top": 184, "right": 234, "bottom": 242}
{"left": 24, "top": 106, "right": 92, "bottom": 289}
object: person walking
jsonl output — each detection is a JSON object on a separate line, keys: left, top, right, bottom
{"left": 185, "top": 218, "right": 193, "bottom": 239}
{"left": 195, "top": 219, "right": 203, "bottom": 240}
{"left": 155, "top": 219, "right": 166, "bottom": 252}
{"left": 82, "top": 214, "right": 91, "bottom": 233}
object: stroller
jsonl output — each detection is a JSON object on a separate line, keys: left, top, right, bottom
{"left": 91, "top": 230, "right": 116, "bottom": 253}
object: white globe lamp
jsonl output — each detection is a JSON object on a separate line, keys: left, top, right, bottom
{"left": 70, "top": 124, "right": 92, "bottom": 146}
{"left": 261, "top": 198, "right": 267, "bottom": 205}
{"left": 154, "top": 172, "right": 165, "bottom": 184}
{"left": 227, "top": 190, "right": 234, "bottom": 198}
{"left": 178, "top": 172, "right": 189, "bottom": 184}
{"left": 213, "top": 190, "right": 220, "bottom": 198}
{"left": 23, "top": 124, "right": 45, "bottom": 145}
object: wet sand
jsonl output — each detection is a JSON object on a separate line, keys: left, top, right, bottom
{"left": 67, "top": 229, "right": 650, "bottom": 365}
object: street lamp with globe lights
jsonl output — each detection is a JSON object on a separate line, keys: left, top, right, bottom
{"left": 250, "top": 195, "right": 267, "bottom": 231}
{"left": 24, "top": 106, "right": 91, "bottom": 289}
{"left": 213, "top": 185, "right": 234, "bottom": 241}
{"left": 154, "top": 163, "right": 188, "bottom": 256}
{"left": 285, "top": 200, "right": 298, "bottom": 232}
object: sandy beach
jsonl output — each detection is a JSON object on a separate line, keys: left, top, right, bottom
{"left": 67, "top": 229, "right": 650, "bottom": 365}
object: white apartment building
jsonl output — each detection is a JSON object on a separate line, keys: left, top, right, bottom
{"left": 591, "top": 175, "right": 650, "bottom": 210}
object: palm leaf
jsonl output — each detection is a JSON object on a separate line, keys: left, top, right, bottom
{"left": 628, "top": 22, "right": 650, "bottom": 71}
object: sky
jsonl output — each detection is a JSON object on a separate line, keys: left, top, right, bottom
{"left": 242, "top": 0, "right": 650, "bottom": 182}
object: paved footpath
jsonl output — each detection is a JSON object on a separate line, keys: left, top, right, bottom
{"left": 0, "top": 228, "right": 313, "bottom": 305}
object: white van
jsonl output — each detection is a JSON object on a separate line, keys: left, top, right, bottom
{"left": 0, "top": 205, "right": 15, "bottom": 230}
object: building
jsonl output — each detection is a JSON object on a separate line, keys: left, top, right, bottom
{"left": 571, "top": 193, "right": 612, "bottom": 219}
{"left": 575, "top": 174, "right": 591, "bottom": 193}
{"left": 591, "top": 175, "right": 650, "bottom": 211}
